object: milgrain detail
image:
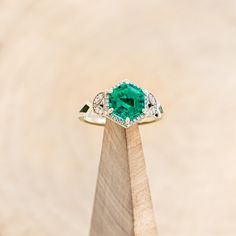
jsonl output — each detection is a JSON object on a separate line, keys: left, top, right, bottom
{"left": 90, "top": 119, "right": 158, "bottom": 236}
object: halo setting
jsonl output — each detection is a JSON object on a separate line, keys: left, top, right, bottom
{"left": 90, "top": 80, "right": 163, "bottom": 128}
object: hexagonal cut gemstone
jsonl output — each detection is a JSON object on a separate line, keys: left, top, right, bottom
{"left": 108, "top": 83, "right": 145, "bottom": 121}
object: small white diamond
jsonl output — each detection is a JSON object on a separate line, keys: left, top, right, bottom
{"left": 140, "top": 113, "right": 145, "bottom": 119}
{"left": 108, "top": 108, "right": 114, "bottom": 114}
{"left": 93, "top": 92, "right": 104, "bottom": 105}
{"left": 125, "top": 117, "right": 130, "bottom": 125}
{"left": 148, "top": 93, "right": 157, "bottom": 106}
{"left": 150, "top": 106, "right": 157, "bottom": 115}
{"left": 123, "top": 78, "right": 130, "bottom": 84}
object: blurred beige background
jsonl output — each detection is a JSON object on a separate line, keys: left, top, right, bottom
{"left": 0, "top": 0, "right": 236, "bottom": 235}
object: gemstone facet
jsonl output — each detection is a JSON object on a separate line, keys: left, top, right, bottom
{"left": 108, "top": 82, "right": 145, "bottom": 123}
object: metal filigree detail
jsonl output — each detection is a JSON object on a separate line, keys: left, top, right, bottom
{"left": 93, "top": 92, "right": 105, "bottom": 115}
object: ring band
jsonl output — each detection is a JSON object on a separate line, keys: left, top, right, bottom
{"left": 79, "top": 80, "right": 163, "bottom": 128}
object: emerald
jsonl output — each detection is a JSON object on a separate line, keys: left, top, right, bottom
{"left": 108, "top": 83, "right": 145, "bottom": 122}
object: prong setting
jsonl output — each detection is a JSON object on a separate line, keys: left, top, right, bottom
{"left": 92, "top": 81, "right": 162, "bottom": 128}
{"left": 125, "top": 117, "right": 130, "bottom": 126}
{"left": 104, "top": 81, "right": 147, "bottom": 128}
{"left": 108, "top": 108, "right": 114, "bottom": 114}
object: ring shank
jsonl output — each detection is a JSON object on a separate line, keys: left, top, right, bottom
{"left": 79, "top": 102, "right": 162, "bottom": 126}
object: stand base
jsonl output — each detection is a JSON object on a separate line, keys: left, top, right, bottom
{"left": 90, "top": 119, "right": 158, "bottom": 236}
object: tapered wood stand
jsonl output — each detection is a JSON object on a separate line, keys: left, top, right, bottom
{"left": 90, "top": 119, "right": 158, "bottom": 236}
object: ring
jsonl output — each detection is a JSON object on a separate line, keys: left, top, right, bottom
{"left": 79, "top": 80, "right": 163, "bottom": 128}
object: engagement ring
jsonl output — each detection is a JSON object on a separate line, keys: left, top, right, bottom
{"left": 79, "top": 80, "right": 163, "bottom": 128}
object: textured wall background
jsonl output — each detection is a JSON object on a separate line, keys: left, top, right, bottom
{"left": 0, "top": 0, "right": 236, "bottom": 235}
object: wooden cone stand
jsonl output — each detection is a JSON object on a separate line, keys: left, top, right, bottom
{"left": 90, "top": 119, "right": 158, "bottom": 236}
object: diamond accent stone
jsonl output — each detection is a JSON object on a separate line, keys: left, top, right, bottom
{"left": 94, "top": 92, "right": 104, "bottom": 105}
{"left": 148, "top": 93, "right": 157, "bottom": 106}
{"left": 93, "top": 92, "right": 105, "bottom": 115}
{"left": 142, "top": 92, "right": 159, "bottom": 116}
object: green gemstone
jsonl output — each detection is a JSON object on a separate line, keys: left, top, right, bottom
{"left": 108, "top": 83, "right": 145, "bottom": 121}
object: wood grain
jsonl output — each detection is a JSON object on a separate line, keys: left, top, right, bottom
{"left": 90, "top": 119, "right": 157, "bottom": 236}
{"left": 0, "top": 0, "right": 236, "bottom": 235}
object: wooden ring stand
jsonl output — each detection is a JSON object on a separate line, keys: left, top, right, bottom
{"left": 90, "top": 119, "right": 158, "bottom": 236}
